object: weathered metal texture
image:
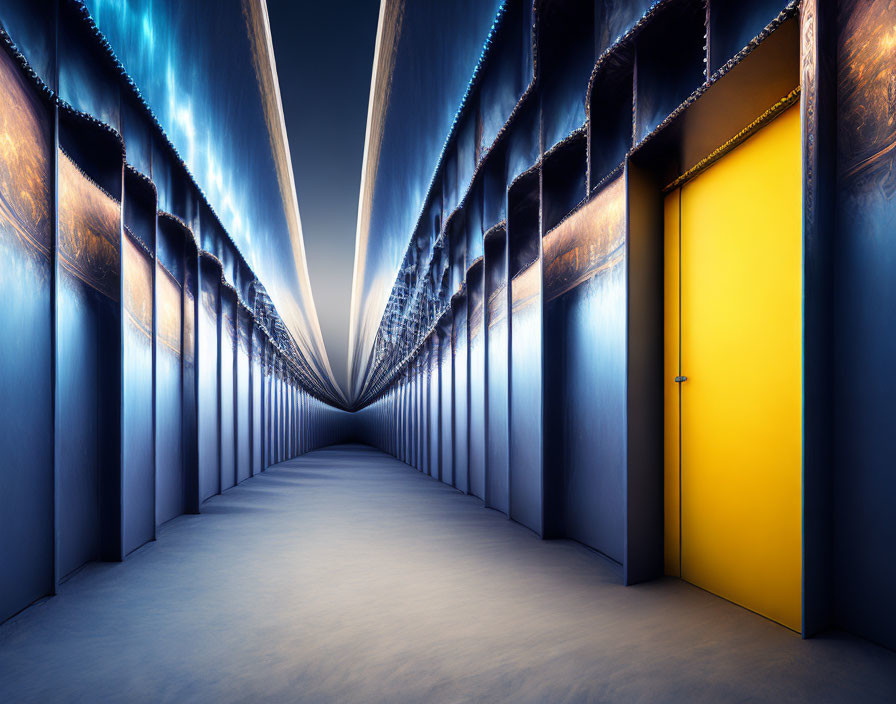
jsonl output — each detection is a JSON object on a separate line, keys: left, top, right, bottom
{"left": 56, "top": 133, "right": 123, "bottom": 574}
{"left": 543, "top": 176, "right": 626, "bottom": 560}
{"left": 832, "top": 0, "right": 896, "bottom": 650}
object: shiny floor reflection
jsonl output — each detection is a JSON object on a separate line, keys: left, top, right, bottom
{"left": 0, "top": 445, "right": 894, "bottom": 703}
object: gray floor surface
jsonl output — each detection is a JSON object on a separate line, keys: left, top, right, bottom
{"left": 1, "top": 444, "right": 895, "bottom": 703}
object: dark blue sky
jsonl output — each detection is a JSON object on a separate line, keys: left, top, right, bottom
{"left": 268, "top": 0, "right": 380, "bottom": 393}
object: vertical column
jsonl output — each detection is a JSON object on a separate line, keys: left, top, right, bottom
{"left": 236, "top": 306, "right": 251, "bottom": 483}
{"left": 155, "top": 214, "right": 188, "bottom": 525}
{"left": 440, "top": 315, "right": 454, "bottom": 486}
{"left": 219, "top": 287, "right": 236, "bottom": 491}
{"left": 468, "top": 261, "right": 486, "bottom": 501}
{"left": 56, "top": 113, "right": 124, "bottom": 571}
{"left": 0, "top": 45, "right": 55, "bottom": 619}
{"left": 484, "top": 224, "right": 509, "bottom": 515}
{"left": 508, "top": 168, "right": 543, "bottom": 534}
{"left": 197, "top": 254, "right": 221, "bottom": 501}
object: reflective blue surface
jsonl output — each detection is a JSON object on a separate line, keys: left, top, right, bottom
{"left": 509, "top": 263, "right": 542, "bottom": 535}
{"left": 236, "top": 311, "right": 251, "bottom": 484}
{"left": 349, "top": 0, "right": 505, "bottom": 400}
{"left": 468, "top": 268, "right": 486, "bottom": 501}
{"left": 453, "top": 301, "right": 469, "bottom": 494}
{"left": 156, "top": 265, "right": 184, "bottom": 525}
{"left": 542, "top": 174, "right": 627, "bottom": 562}
{"left": 485, "top": 231, "right": 509, "bottom": 514}
{"left": 122, "top": 235, "right": 155, "bottom": 554}
{"left": 198, "top": 259, "right": 220, "bottom": 501}
{"left": 834, "top": 0, "right": 896, "bottom": 650}
{"left": 428, "top": 337, "right": 441, "bottom": 479}
{"left": 251, "top": 328, "right": 264, "bottom": 476}
{"left": 81, "top": 0, "right": 337, "bottom": 395}
{"left": 440, "top": 329, "right": 454, "bottom": 486}
{"left": 57, "top": 146, "right": 122, "bottom": 574}
{"left": 219, "top": 291, "right": 236, "bottom": 491}
{"left": 0, "top": 47, "right": 53, "bottom": 620}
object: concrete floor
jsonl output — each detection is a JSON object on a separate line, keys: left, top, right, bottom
{"left": 1, "top": 445, "right": 895, "bottom": 703}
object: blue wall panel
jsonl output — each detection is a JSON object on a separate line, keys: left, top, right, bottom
{"left": 485, "top": 230, "right": 509, "bottom": 514}
{"left": 155, "top": 264, "right": 184, "bottom": 525}
{"left": 543, "top": 178, "right": 626, "bottom": 562}
{"left": 122, "top": 234, "right": 154, "bottom": 554}
{"left": 833, "top": 0, "right": 896, "bottom": 650}
{"left": 236, "top": 310, "right": 251, "bottom": 483}
{"left": 468, "top": 266, "right": 486, "bottom": 500}
{"left": 56, "top": 145, "right": 121, "bottom": 574}
{"left": 509, "top": 262, "right": 542, "bottom": 534}
{"left": 182, "top": 253, "right": 198, "bottom": 513}
{"left": 219, "top": 290, "right": 236, "bottom": 490}
{"left": 198, "top": 258, "right": 220, "bottom": 501}
{"left": 429, "top": 337, "right": 441, "bottom": 479}
{"left": 251, "top": 328, "right": 263, "bottom": 475}
{"left": 0, "top": 48, "right": 54, "bottom": 620}
{"left": 453, "top": 300, "right": 469, "bottom": 493}
{"left": 440, "top": 327, "right": 454, "bottom": 486}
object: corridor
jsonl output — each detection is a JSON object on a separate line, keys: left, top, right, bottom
{"left": 1, "top": 445, "right": 894, "bottom": 704}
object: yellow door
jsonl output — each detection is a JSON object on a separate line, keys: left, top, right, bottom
{"left": 664, "top": 104, "right": 802, "bottom": 631}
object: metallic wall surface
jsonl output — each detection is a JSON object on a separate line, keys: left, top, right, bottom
{"left": 0, "top": 46, "right": 54, "bottom": 621}
{"left": 543, "top": 176, "right": 626, "bottom": 562}
{"left": 264, "top": 349, "right": 273, "bottom": 467}
{"left": 156, "top": 263, "right": 184, "bottom": 525}
{"left": 509, "top": 261, "right": 542, "bottom": 535}
{"left": 349, "top": 0, "right": 507, "bottom": 401}
{"left": 421, "top": 349, "right": 429, "bottom": 474}
{"left": 428, "top": 336, "right": 441, "bottom": 479}
{"left": 273, "top": 373, "right": 281, "bottom": 464}
{"left": 453, "top": 300, "right": 469, "bottom": 494}
{"left": 219, "top": 290, "right": 236, "bottom": 491}
{"left": 59, "top": 2, "right": 120, "bottom": 133}
{"left": 413, "top": 354, "right": 420, "bottom": 470}
{"left": 0, "top": 0, "right": 368, "bottom": 602}
{"left": 236, "top": 310, "right": 251, "bottom": 484}
{"left": 251, "top": 328, "right": 264, "bottom": 476}
{"left": 540, "top": 1, "right": 591, "bottom": 151}
{"left": 9, "top": 0, "right": 896, "bottom": 654}
{"left": 833, "top": 0, "right": 896, "bottom": 650}
{"left": 79, "top": 0, "right": 340, "bottom": 398}
{"left": 468, "top": 266, "right": 486, "bottom": 501}
{"left": 56, "top": 146, "right": 122, "bottom": 575}
{"left": 278, "top": 371, "right": 285, "bottom": 463}
{"left": 0, "top": 0, "right": 56, "bottom": 90}
{"left": 440, "top": 327, "right": 454, "bottom": 486}
{"left": 182, "top": 256, "right": 198, "bottom": 512}
{"left": 122, "top": 233, "right": 155, "bottom": 554}
{"left": 197, "top": 258, "right": 220, "bottom": 501}
{"left": 485, "top": 229, "right": 509, "bottom": 515}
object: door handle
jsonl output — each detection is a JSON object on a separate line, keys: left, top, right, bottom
{"left": 674, "top": 376, "right": 688, "bottom": 383}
